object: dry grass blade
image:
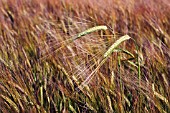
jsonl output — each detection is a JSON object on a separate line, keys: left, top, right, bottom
{"left": 0, "top": 95, "right": 19, "bottom": 113}
{"left": 152, "top": 84, "right": 169, "bottom": 106}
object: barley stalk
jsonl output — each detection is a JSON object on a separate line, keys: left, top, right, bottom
{"left": 77, "top": 35, "right": 131, "bottom": 90}
{"left": 104, "top": 35, "right": 131, "bottom": 58}
{"left": 71, "top": 25, "right": 107, "bottom": 40}
{"left": 40, "top": 25, "right": 107, "bottom": 60}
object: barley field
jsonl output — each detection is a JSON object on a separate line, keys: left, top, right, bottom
{"left": 0, "top": 0, "right": 170, "bottom": 112}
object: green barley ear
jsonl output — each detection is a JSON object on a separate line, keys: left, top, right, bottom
{"left": 40, "top": 25, "right": 107, "bottom": 60}
{"left": 72, "top": 25, "right": 107, "bottom": 40}
{"left": 75, "top": 35, "right": 131, "bottom": 91}
{"left": 104, "top": 35, "right": 131, "bottom": 58}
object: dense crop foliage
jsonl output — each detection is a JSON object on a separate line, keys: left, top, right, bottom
{"left": 0, "top": 0, "right": 170, "bottom": 112}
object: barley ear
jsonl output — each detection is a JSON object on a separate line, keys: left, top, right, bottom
{"left": 72, "top": 25, "right": 107, "bottom": 40}
{"left": 104, "top": 35, "right": 131, "bottom": 58}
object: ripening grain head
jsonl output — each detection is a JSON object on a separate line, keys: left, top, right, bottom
{"left": 104, "top": 35, "right": 131, "bottom": 58}
{"left": 73, "top": 25, "right": 107, "bottom": 40}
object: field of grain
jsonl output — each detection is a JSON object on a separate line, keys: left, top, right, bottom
{"left": 0, "top": 0, "right": 170, "bottom": 112}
